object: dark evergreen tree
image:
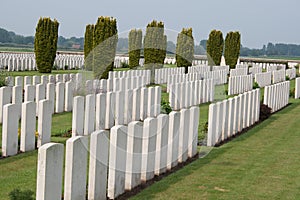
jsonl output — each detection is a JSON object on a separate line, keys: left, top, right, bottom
{"left": 128, "top": 29, "right": 142, "bottom": 69}
{"left": 93, "top": 16, "right": 118, "bottom": 79}
{"left": 176, "top": 28, "right": 194, "bottom": 73}
{"left": 206, "top": 30, "right": 224, "bottom": 66}
{"left": 34, "top": 17, "right": 59, "bottom": 73}
{"left": 143, "top": 20, "right": 167, "bottom": 83}
{"left": 84, "top": 24, "right": 94, "bottom": 71}
{"left": 224, "top": 31, "right": 241, "bottom": 68}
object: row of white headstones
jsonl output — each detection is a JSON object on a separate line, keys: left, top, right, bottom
{"left": 208, "top": 80, "right": 291, "bottom": 147}
{"left": 0, "top": 53, "right": 85, "bottom": 71}
{"left": 35, "top": 68, "right": 296, "bottom": 199}
{"left": 37, "top": 106, "right": 200, "bottom": 200}
{"left": 1, "top": 65, "right": 294, "bottom": 158}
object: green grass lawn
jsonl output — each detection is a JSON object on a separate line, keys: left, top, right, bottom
{"left": 0, "top": 112, "right": 72, "bottom": 151}
{"left": 131, "top": 98, "right": 300, "bottom": 200}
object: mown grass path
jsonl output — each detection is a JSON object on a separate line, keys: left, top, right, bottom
{"left": 131, "top": 100, "right": 300, "bottom": 200}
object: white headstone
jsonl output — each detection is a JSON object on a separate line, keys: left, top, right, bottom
{"left": 125, "top": 121, "right": 143, "bottom": 190}
{"left": 84, "top": 94, "right": 95, "bottom": 135}
{"left": 2, "top": 104, "right": 18, "bottom": 156}
{"left": 108, "top": 125, "right": 128, "bottom": 199}
{"left": 88, "top": 130, "right": 109, "bottom": 200}
{"left": 155, "top": 114, "right": 169, "bottom": 175}
{"left": 72, "top": 96, "right": 85, "bottom": 137}
{"left": 20, "top": 101, "right": 36, "bottom": 152}
{"left": 55, "top": 82, "right": 65, "bottom": 113}
{"left": 167, "top": 111, "right": 180, "bottom": 169}
{"left": 0, "top": 87, "right": 12, "bottom": 123}
{"left": 64, "top": 136, "right": 88, "bottom": 200}
{"left": 36, "top": 143, "right": 64, "bottom": 200}
{"left": 95, "top": 93, "right": 106, "bottom": 130}
{"left": 141, "top": 117, "right": 157, "bottom": 181}
{"left": 24, "top": 85, "right": 35, "bottom": 102}
{"left": 64, "top": 81, "right": 74, "bottom": 112}
{"left": 37, "top": 100, "right": 52, "bottom": 148}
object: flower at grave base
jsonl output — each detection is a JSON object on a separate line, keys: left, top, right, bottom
{"left": 35, "top": 132, "right": 39, "bottom": 137}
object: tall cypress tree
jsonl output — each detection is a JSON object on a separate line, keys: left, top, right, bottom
{"left": 128, "top": 29, "right": 142, "bottom": 69}
{"left": 206, "top": 30, "right": 224, "bottom": 66}
{"left": 224, "top": 31, "right": 241, "bottom": 68}
{"left": 144, "top": 20, "right": 167, "bottom": 83}
{"left": 93, "top": 16, "right": 118, "bottom": 79}
{"left": 34, "top": 17, "right": 59, "bottom": 73}
{"left": 176, "top": 28, "right": 194, "bottom": 73}
{"left": 84, "top": 24, "right": 94, "bottom": 71}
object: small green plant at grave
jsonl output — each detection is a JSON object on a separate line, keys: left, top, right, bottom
{"left": 199, "top": 122, "right": 208, "bottom": 145}
{"left": 253, "top": 81, "right": 260, "bottom": 89}
{"left": 121, "top": 62, "right": 130, "bottom": 68}
{"left": 52, "top": 64, "right": 58, "bottom": 70}
{"left": 9, "top": 188, "right": 34, "bottom": 200}
{"left": 286, "top": 75, "right": 290, "bottom": 81}
{"left": 161, "top": 99, "right": 172, "bottom": 114}
{"left": 0, "top": 69, "right": 9, "bottom": 87}
{"left": 290, "top": 88, "right": 295, "bottom": 98}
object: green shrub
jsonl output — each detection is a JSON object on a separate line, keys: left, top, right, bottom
{"left": 290, "top": 88, "right": 295, "bottom": 98}
{"left": 93, "top": 16, "right": 118, "bottom": 79}
{"left": 0, "top": 70, "right": 9, "bottom": 87}
{"left": 224, "top": 31, "right": 241, "bottom": 68}
{"left": 9, "top": 189, "right": 34, "bottom": 200}
{"left": 34, "top": 17, "right": 59, "bottom": 73}
{"left": 161, "top": 99, "right": 172, "bottom": 114}
{"left": 176, "top": 28, "right": 194, "bottom": 73}
{"left": 129, "top": 29, "right": 142, "bottom": 69}
{"left": 121, "top": 62, "right": 130, "bottom": 68}
{"left": 286, "top": 75, "right": 290, "bottom": 81}
{"left": 253, "top": 81, "right": 260, "bottom": 89}
{"left": 144, "top": 20, "right": 167, "bottom": 83}
{"left": 206, "top": 30, "right": 224, "bottom": 66}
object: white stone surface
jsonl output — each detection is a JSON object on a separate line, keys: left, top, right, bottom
{"left": 108, "top": 125, "right": 128, "bottom": 199}
{"left": 20, "top": 101, "right": 36, "bottom": 152}
{"left": 72, "top": 96, "right": 85, "bottom": 137}
{"left": 115, "top": 91, "right": 125, "bottom": 125}
{"left": 64, "top": 81, "right": 74, "bottom": 112}
{"left": 36, "top": 143, "right": 64, "bottom": 200}
{"left": 64, "top": 136, "right": 88, "bottom": 200}
{"left": 2, "top": 104, "right": 18, "bottom": 156}
{"left": 46, "top": 83, "right": 55, "bottom": 114}
{"left": 178, "top": 109, "right": 190, "bottom": 163}
{"left": 141, "top": 117, "right": 157, "bottom": 182}
{"left": 105, "top": 92, "right": 116, "bottom": 129}
{"left": 95, "top": 93, "right": 106, "bottom": 130}
{"left": 0, "top": 87, "right": 12, "bottom": 123}
{"left": 88, "top": 130, "right": 109, "bottom": 200}
{"left": 189, "top": 106, "right": 199, "bottom": 157}
{"left": 24, "top": 85, "right": 35, "bottom": 102}
{"left": 84, "top": 94, "right": 95, "bottom": 135}
{"left": 55, "top": 82, "right": 65, "bottom": 113}
{"left": 167, "top": 111, "right": 180, "bottom": 169}
{"left": 125, "top": 121, "right": 143, "bottom": 190}
{"left": 37, "top": 100, "right": 52, "bottom": 148}
{"left": 155, "top": 114, "right": 169, "bottom": 175}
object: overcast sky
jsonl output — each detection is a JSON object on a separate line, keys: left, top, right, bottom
{"left": 1, "top": 0, "right": 299, "bottom": 48}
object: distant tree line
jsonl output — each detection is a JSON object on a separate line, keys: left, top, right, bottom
{"left": 0, "top": 27, "right": 83, "bottom": 49}
{"left": 240, "top": 43, "right": 300, "bottom": 57}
